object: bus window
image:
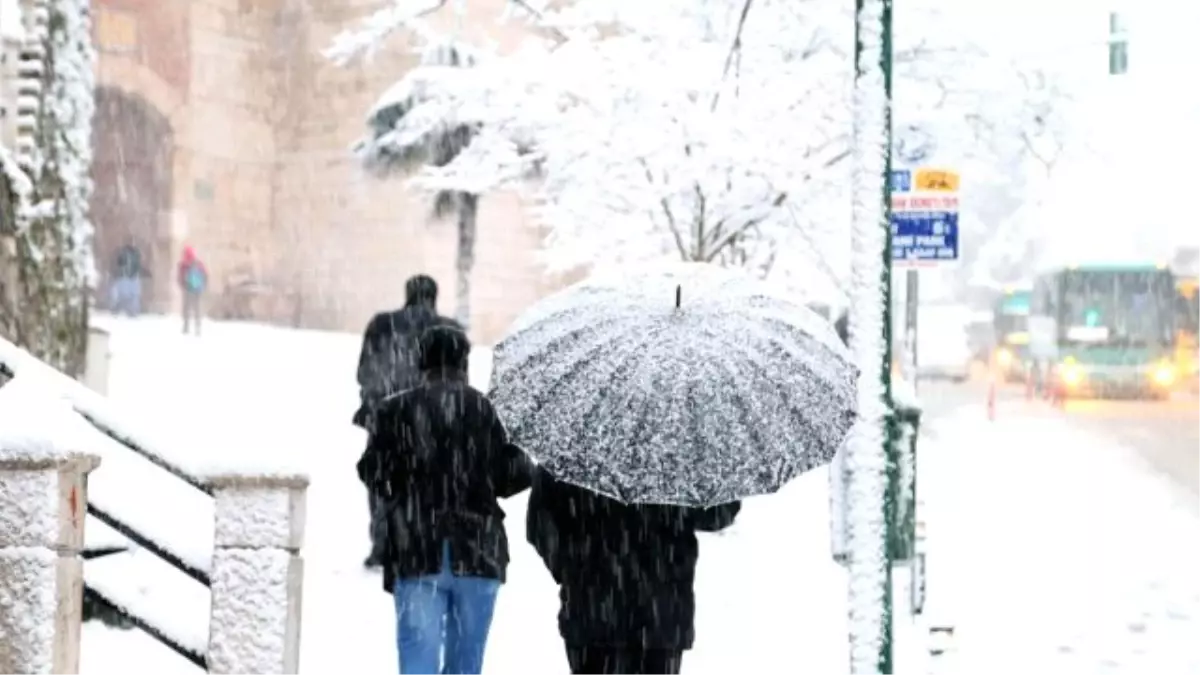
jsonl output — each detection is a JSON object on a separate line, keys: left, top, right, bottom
{"left": 1061, "top": 271, "right": 1174, "bottom": 346}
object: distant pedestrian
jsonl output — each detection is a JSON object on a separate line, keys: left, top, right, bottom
{"left": 177, "top": 245, "right": 207, "bottom": 335}
{"left": 354, "top": 274, "right": 462, "bottom": 569}
{"left": 109, "top": 242, "right": 146, "bottom": 316}
{"left": 357, "top": 325, "right": 531, "bottom": 675}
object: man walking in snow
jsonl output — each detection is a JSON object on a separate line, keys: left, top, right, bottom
{"left": 109, "top": 241, "right": 146, "bottom": 316}
{"left": 354, "top": 274, "right": 462, "bottom": 568}
{"left": 177, "top": 245, "right": 208, "bottom": 335}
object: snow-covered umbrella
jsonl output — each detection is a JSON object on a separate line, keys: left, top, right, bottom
{"left": 488, "top": 263, "right": 858, "bottom": 507}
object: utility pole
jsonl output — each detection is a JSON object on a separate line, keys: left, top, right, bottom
{"left": 904, "top": 270, "right": 918, "bottom": 390}
{"left": 847, "top": 0, "right": 897, "bottom": 671}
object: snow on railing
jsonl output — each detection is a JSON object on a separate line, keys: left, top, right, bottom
{"left": 0, "top": 336, "right": 307, "bottom": 673}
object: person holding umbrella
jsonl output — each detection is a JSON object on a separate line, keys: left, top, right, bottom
{"left": 489, "top": 263, "right": 859, "bottom": 672}
{"left": 527, "top": 467, "right": 740, "bottom": 674}
{"left": 357, "top": 324, "right": 531, "bottom": 675}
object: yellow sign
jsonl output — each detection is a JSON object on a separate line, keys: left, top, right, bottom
{"left": 914, "top": 169, "right": 960, "bottom": 192}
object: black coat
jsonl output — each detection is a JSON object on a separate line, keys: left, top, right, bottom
{"left": 356, "top": 369, "right": 532, "bottom": 592}
{"left": 526, "top": 469, "right": 741, "bottom": 650}
{"left": 353, "top": 303, "right": 463, "bottom": 429}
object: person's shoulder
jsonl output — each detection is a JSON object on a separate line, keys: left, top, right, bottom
{"left": 436, "top": 315, "right": 466, "bottom": 331}
{"left": 378, "top": 386, "right": 420, "bottom": 413}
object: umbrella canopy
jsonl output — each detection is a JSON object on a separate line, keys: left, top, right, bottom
{"left": 489, "top": 263, "right": 858, "bottom": 507}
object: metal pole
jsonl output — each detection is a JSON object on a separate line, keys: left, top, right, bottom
{"left": 849, "top": 0, "right": 896, "bottom": 671}
{"left": 905, "top": 269, "right": 919, "bottom": 391}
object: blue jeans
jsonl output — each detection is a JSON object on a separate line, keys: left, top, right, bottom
{"left": 394, "top": 541, "right": 500, "bottom": 674}
{"left": 109, "top": 277, "right": 142, "bottom": 316}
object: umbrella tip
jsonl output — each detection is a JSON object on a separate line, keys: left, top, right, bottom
{"left": 675, "top": 284, "right": 681, "bottom": 308}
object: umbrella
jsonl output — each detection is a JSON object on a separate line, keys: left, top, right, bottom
{"left": 488, "top": 263, "right": 858, "bottom": 507}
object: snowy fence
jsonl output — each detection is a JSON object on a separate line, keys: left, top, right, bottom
{"left": 0, "top": 336, "right": 308, "bottom": 673}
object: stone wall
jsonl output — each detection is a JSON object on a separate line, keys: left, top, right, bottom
{"left": 87, "top": 0, "right": 572, "bottom": 345}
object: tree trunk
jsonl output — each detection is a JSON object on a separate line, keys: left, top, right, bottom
{"left": 0, "top": 0, "right": 96, "bottom": 378}
{"left": 454, "top": 192, "right": 479, "bottom": 331}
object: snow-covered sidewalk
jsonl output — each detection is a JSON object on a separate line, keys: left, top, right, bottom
{"left": 921, "top": 405, "right": 1199, "bottom": 674}
{"left": 75, "top": 316, "right": 856, "bottom": 673}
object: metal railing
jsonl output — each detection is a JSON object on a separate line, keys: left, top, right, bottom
{"left": 0, "top": 342, "right": 210, "bottom": 670}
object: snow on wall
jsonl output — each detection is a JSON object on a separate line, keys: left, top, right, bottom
{"left": 0, "top": 547, "right": 59, "bottom": 673}
{"left": 207, "top": 548, "right": 299, "bottom": 674}
{"left": 0, "top": 379, "right": 92, "bottom": 674}
{"left": 212, "top": 486, "right": 303, "bottom": 550}
{"left": 0, "top": 370, "right": 97, "bottom": 465}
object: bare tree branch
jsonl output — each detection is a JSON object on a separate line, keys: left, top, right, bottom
{"left": 639, "top": 158, "right": 688, "bottom": 260}
{"left": 711, "top": 0, "right": 756, "bottom": 112}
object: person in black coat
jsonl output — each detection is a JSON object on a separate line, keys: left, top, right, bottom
{"left": 357, "top": 325, "right": 531, "bottom": 675}
{"left": 354, "top": 275, "right": 463, "bottom": 429}
{"left": 526, "top": 468, "right": 741, "bottom": 674}
{"left": 355, "top": 274, "right": 462, "bottom": 567}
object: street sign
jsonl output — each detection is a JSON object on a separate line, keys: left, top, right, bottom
{"left": 914, "top": 168, "right": 959, "bottom": 192}
{"left": 889, "top": 169, "right": 912, "bottom": 193}
{"left": 891, "top": 211, "right": 959, "bottom": 264}
{"left": 891, "top": 166, "right": 960, "bottom": 267}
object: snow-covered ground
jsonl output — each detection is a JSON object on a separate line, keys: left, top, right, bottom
{"left": 921, "top": 405, "right": 1199, "bottom": 674}
{"left": 76, "top": 315, "right": 859, "bottom": 673}
{"left": 68, "top": 315, "right": 1197, "bottom": 673}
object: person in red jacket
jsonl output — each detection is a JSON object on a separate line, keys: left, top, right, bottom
{"left": 177, "top": 245, "right": 208, "bottom": 335}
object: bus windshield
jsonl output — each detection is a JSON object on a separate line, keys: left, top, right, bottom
{"left": 1060, "top": 270, "right": 1175, "bottom": 346}
{"left": 995, "top": 312, "right": 1027, "bottom": 336}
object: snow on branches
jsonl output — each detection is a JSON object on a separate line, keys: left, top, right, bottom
{"left": 336, "top": 0, "right": 1079, "bottom": 297}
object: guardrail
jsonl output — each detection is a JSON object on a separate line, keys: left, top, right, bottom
{"left": 0, "top": 335, "right": 308, "bottom": 673}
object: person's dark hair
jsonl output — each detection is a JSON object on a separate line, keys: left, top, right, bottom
{"left": 419, "top": 324, "right": 470, "bottom": 372}
{"left": 405, "top": 274, "right": 439, "bottom": 307}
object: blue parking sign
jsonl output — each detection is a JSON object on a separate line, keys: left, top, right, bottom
{"left": 891, "top": 210, "right": 959, "bottom": 263}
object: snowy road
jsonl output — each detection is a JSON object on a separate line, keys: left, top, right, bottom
{"left": 922, "top": 399, "right": 1199, "bottom": 674}
{"left": 1058, "top": 395, "right": 1199, "bottom": 495}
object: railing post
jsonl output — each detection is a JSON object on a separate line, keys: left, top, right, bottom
{"left": 0, "top": 445, "right": 100, "bottom": 673}
{"left": 82, "top": 326, "right": 111, "bottom": 396}
{"left": 206, "top": 473, "right": 308, "bottom": 674}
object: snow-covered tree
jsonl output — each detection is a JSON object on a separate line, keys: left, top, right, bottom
{"left": 0, "top": 0, "right": 96, "bottom": 377}
{"left": 351, "top": 38, "right": 484, "bottom": 327}
{"left": 333, "top": 0, "right": 1079, "bottom": 304}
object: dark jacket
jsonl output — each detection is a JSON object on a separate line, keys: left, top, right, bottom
{"left": 114, "top": 245, "right": 143, "bottom": 279}
{"left": 357, "top": 325, "right": 531, "bottom": 592}
{"left": 526, "top": 468, "right": 741, "bottom": 650}
{"left": 353, "top": 279, "right": 463, "bottom": 428}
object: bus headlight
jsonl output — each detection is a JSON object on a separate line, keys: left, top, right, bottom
{"left": 995, "top": 348, "right": 1013, "bottom": 368}
{"left": 1058, "top": 357, "right": 1084, "bottom": 388}
{"left": 1152, "top": 361, "right": 1176, "bottom": 387}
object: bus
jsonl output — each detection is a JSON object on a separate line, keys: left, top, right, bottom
{"left": 1028, "top": 262, "right": 1178, "bottom": 400}
{"left": 1175, "top": 274, "right": 1198, "bottom": 388}
{"left": 991, "top": 285, "right": 1032, "bottom": 382}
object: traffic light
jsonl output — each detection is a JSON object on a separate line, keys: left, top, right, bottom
{"left": 1085, "top": 308, "right": 1101, "bottom": 327}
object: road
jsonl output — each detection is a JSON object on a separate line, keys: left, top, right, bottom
{"left": 916, "top": 377, "right": 1200, "bottom": 495}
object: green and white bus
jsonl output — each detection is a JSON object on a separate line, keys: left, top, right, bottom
{"left": 1028, "top": 261, "right": 1178, "bottom": 400}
